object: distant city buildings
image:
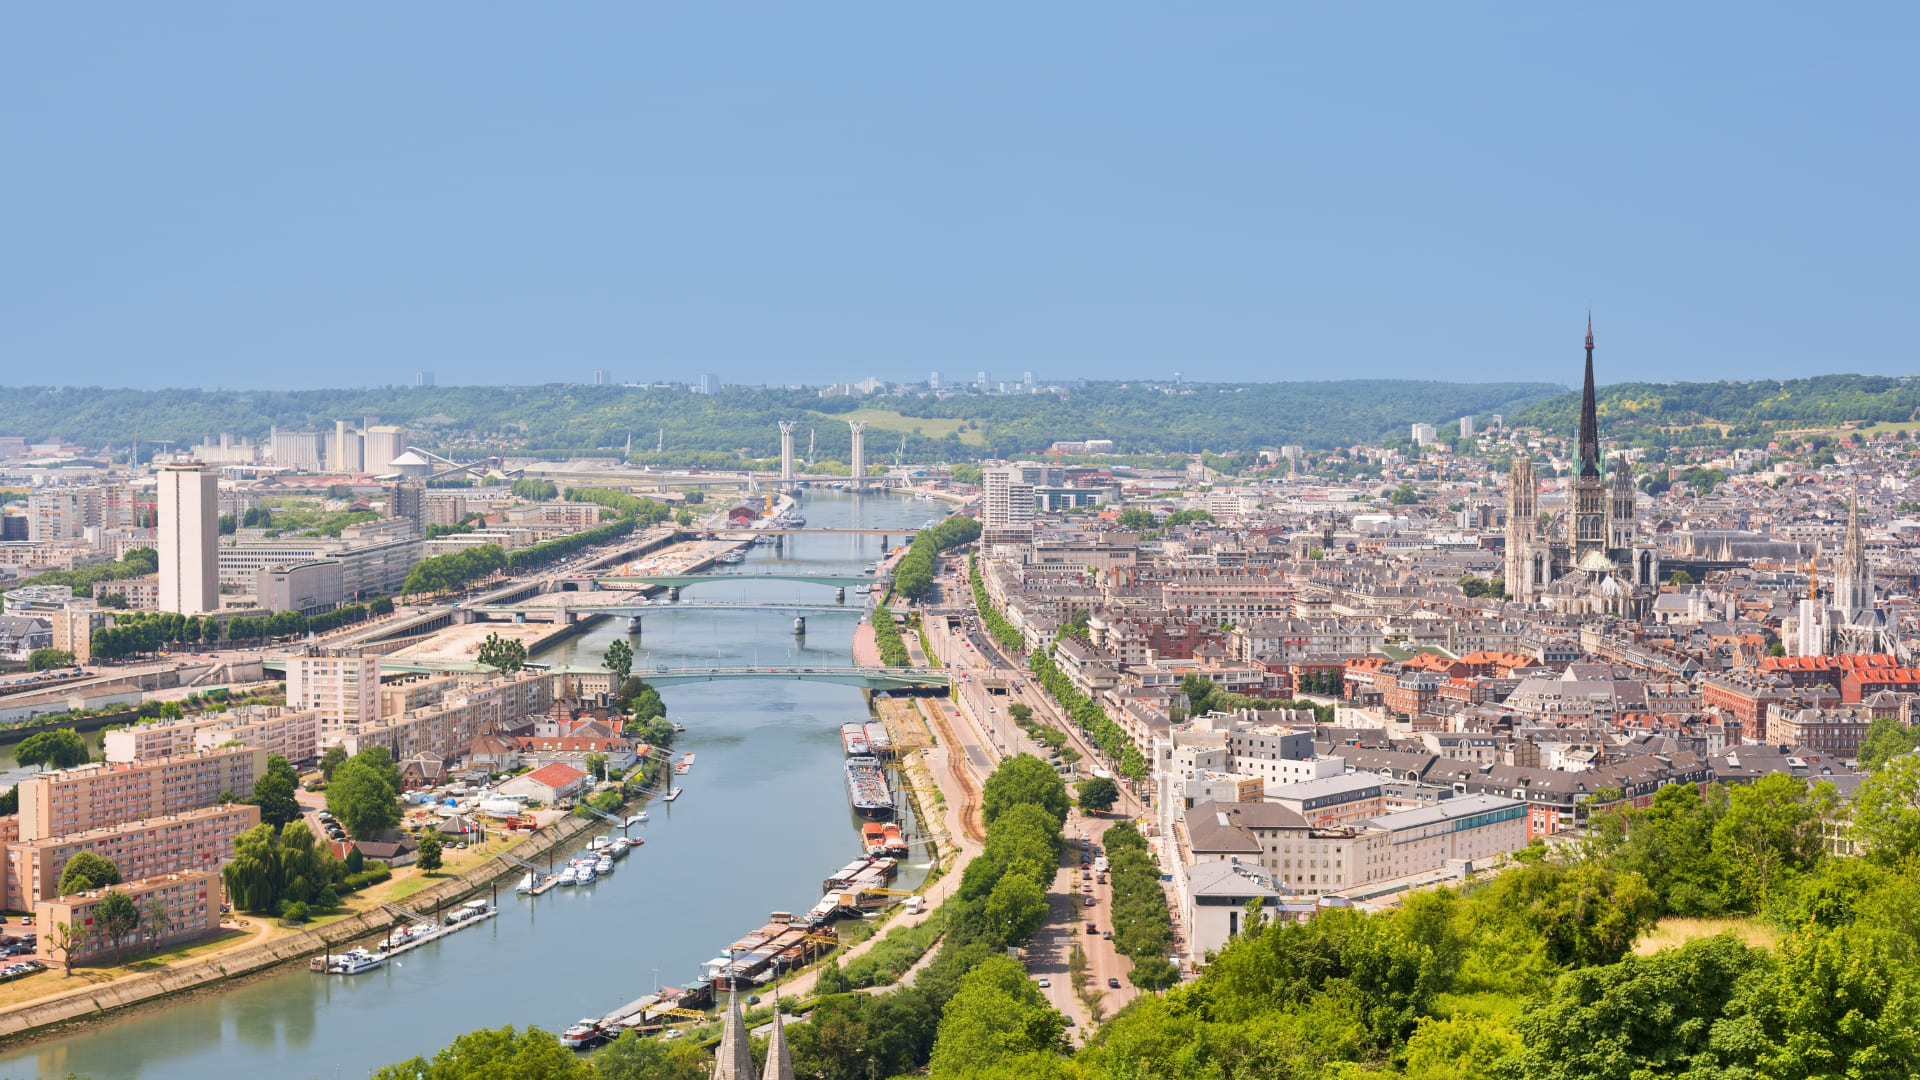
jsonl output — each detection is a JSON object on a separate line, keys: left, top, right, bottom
{"left": 1410, "top": 423, "right": 1438, "bottom": 446}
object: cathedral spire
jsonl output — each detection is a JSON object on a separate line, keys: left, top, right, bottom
{"left": 763, "top": 991, "right": 796, "bottom": 1080}
{"left": 1578, "top": 316, "right": 1600, "bottom": 480}
{"left": 711, "top": 990, "right": 758, "bottom": 1080}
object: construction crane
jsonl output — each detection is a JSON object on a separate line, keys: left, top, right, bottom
{"left": 859, "top": 887, "right": 919, "bottom": 898}
{"left": 803, "top": 933, "right": 843, "bottom": 948}
{"left": 648, "top": 1007, "right": 710, "bottom": 1022}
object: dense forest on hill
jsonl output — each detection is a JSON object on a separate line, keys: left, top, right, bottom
{"left": 1507, "top": 374, "right": 1920, "bottom": 443}
{"left": 0, "top": 381, "right": 1559, "bottom": 461}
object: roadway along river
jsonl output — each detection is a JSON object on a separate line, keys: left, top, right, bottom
{"left": 0, "top": 490, "right": 945, "bottom": 1080}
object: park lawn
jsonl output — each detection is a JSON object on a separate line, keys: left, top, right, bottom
{"left": 1632, "top": 915, "right": 1779, "bottom": 957}
{"left": 810, "top": 408, "right": 986, "bottom": 446}
{"left": 0, "top": 924, "right": 263, "bottom": 1010}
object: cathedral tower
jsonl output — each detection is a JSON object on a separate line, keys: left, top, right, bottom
{"left": 1571, "top": 316, "right": 1609, "bottom": 565}
{"left": 1506, "top": 457, "right": 1541, "bottom": 601}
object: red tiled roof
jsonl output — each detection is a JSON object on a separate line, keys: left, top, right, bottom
{"left": 525, "top": 762, "right": 587, "bottom": 789}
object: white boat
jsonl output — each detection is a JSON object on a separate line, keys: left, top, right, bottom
{"left": 576, "top": 864, "right": 597, "bottom": 884}
{"left": 589, "top": 835, "right": 610, "bottom": 851}
{"left": 516, "top": 872, "right": 537, "bottom": 894}
{"left": 595, "top": 855, "right": 614, "bottom": 875}
{"left": 326, "top": 948, "right": 385, "bottom": 975}
{"left": 556, "top": 867, "right": 578, "bottom": 886}
{"left": 610, "top": 838, "right": 632, "bottom": 858}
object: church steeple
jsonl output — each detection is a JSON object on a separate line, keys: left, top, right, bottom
{"left": 1578, "top": 314, "right": 1600, "bottom": 480}
{"left": 711, "top": 990, "right": 758, "bottom": 1080}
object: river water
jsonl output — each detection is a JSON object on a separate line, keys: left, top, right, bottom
{"left": 0, "top": 490, "right": 944, "bottom": 1080}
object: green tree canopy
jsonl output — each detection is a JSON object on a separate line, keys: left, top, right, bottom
{"left": 92, "top": 889, "right": 141, "bottom": 959}
{"left": 326, "top": 750, "right": 403, "bottom": 840}
{"left": 14, "top": 728, "right": 90, "bottom": 770}
{"left": 983, "top": 872, "right": 1049, "bottom": 948}
{"left": 372, "top": 1025, "right": 592, "bottom": 1080}
{"left": 57, "top": 851, "right": 122, "bottom": 895}
{"left": 928, "top": 955, "right": 1068, "bottom": 1079}
{"left": 476, "top": 631, "right": 528, "bottom": 674}
{"left": 981, "top": 753, "right": 1068, "bottom": 830}
{"left": 1075, "top": 776, "right": 1119, "bottom": 813}
{"left": 250, "top": 754, "right": 304, "bottom": 831}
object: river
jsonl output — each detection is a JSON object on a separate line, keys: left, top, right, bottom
{"left": 0, "top": 490, "right": 944, "bottom": 1080}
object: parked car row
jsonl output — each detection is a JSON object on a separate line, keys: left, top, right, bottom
{"left": 0, "top": 960, "right": 44, "bottom": 982}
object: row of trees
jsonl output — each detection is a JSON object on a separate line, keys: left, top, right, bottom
{"left": 89, "top": 601, "right": 394, "bottom": 659}
{"left": 504, "top": 516, "right": 637, "bottom": 574}
{"left": 508, "top": 478, "right": 559, "bottom": 500}
{"left": 969, "top": 553, "right": 1027, "bottom": 653}
{"left": 563, "top": 487, "right": 675, "bottom": 527}
{"left": 1029, "top": 630, "right": 1148, "bottom": 781}
{"left": 401, "top": 543, "right": 507, "bottom": 596}
{"left": 19, "top": 546, "right": 156, "bottom": 597}
{"left": 870, "top": 611, "right": 910, "bottom": 666}
{"left": 1101, "top": 822, "right": 1177, "bottom": 989}
{"left": 891, "top": 515, "right": 983, "bottom": 601}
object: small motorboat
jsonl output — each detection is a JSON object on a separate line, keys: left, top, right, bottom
{"left": 595, "top": 855, "right": 614, "bottom": 875}
{"left": 576, "top": 863, "right": 597, "bottom": 884}
{"left": 556, "top": 867, "right": 578, "bottom": 886}
{"left": 516, "top": 872, "right": 537, "bottom": 894}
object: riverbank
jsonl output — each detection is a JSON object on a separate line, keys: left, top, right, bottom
{"left": 0, "top": 812, "right": 598, "bottom": 1043}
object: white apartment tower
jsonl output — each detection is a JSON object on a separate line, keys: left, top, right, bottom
{"left": 983, "top": 467, "right": 1037, "bottom": 528}
{"left": 158, "top": 463, "right": 219, "bottom": 614}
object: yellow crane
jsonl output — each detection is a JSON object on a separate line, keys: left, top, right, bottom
{"left": 647, "top": 1007, "right": 710, "bottom": 1023}
{"left": 859, "top": 887, "right": 918, "bottom": 898}
{"left": 804, "top": 933, "right": 843, "bottom": 947}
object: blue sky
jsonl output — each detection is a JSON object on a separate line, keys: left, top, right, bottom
{"left": 3, "top": 6, "right": 1914, "bottom": 390}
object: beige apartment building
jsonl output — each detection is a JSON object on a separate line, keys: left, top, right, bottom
{"left": 16, "top": 746, "right": 267, "bottom": 842}
{"left": 331, "top": 670, "right": 554, "bottom": 763}
{"left": 286, "top": 652, "right": 383, "bottom": 727}
{"left": 4, "top": 803, "right": 259, "bottom": 909}
{"left": 104, "top": 706, "right": 323, "bottom": 767}
{"left": 37, "top": 870, "right": 222, "bottom": 962}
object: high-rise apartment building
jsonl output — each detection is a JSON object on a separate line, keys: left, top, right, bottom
{"left": 983, "top": 467, "right": 1037, "bottom": 529}
{"left": 694, "top": 374, "right": 720, "bottom": 395}
{"left": 1410, "top": 423, "right": 1438, "bottom": 447}
{"left": 15, "top": 745, "right": 268, "bottom": 842}
{"left": 286, "top": 651, "right": 383, "bottom": 727}
{"left": 3, "top": 804, "right": 259, "bottom": 909}
{"left": 158, "top": 463, "right": 219, "bottom": 614}
{"left": 1459, "top": 416, "right": 1475, "bottom": 437}
{"left": 390, "top": 482, "right": 425, "bottom": 533}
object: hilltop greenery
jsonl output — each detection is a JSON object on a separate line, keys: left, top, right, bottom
{"left": 1508, "top": 373, "right": 1920, "bottom": 446}
{"left": 0, "top": 381, "right": 1561, "bottom": 458}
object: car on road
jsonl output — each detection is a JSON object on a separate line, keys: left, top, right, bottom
{"left": 1083, "top": 896, "right": 1096, "bottom": 906}
{"left": 1036, "top": 977, "right": 1050, "bottom": 988}
{"left": 1107, "top": 977, "right": 1122, "bottom": 989}
{"left": 1102, "top": 930, "right": 1111, "bottom": 940}
{"left": 1086, "top": 922, "right": 1097, "bottom": 934}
